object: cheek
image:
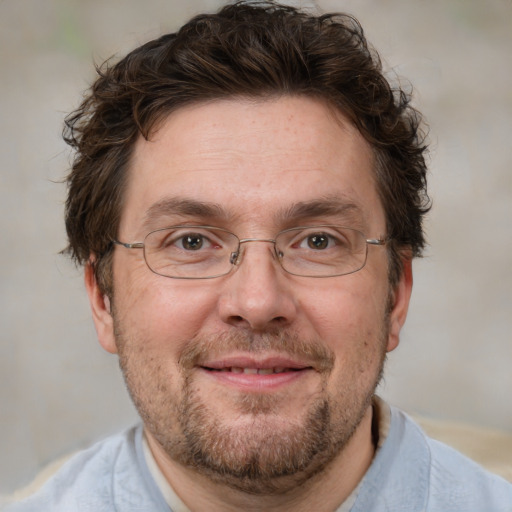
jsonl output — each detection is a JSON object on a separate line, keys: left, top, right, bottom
{"left": 302, "top": 279, "right": 389, "bottom": 344}
{"left": 113, "top": 267, "right": 220, "bottom": 349}
{"left": 310, "top": 287, "right": 389, "bottom": 388}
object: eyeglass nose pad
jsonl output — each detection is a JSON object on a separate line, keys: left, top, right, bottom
{"left": 230, "top": 251, "right": 240, "bottom": 265}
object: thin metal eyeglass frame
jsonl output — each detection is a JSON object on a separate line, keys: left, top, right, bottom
{"left": 112, "top": 225, "right": 389, "bottom": 279}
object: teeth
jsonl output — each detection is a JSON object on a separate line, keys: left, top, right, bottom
{"left": 220, "top": 367, "right": 292, "bottom": 374}
{"left": 209, "top": 366, "right": 300, "bottom": 374}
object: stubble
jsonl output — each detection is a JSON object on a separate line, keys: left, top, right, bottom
{"left": 114, "top": 323, "right": 388, "bottom": 494}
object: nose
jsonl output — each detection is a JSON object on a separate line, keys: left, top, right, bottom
{"left": 217, "top": 240, "right": 298, "bottom": 332}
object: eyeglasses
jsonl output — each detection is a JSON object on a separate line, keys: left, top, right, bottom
{"left": 112, "top": 225, "right": 388, "bottom": 279}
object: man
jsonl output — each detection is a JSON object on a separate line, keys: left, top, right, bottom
{"left": 7, "top": 1, "right": 512, "bottom": 511}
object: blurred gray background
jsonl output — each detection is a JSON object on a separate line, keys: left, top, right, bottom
{"left": 1, "top": 0, "right": 511, "bottom": 495}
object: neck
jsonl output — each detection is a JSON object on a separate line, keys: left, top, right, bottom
{"left": 145, "top": 404, "right": 376, "bottom": 512}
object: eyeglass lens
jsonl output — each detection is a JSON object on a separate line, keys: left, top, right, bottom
{"left": 142, "top": 226, "right": 369, "bottom": 279}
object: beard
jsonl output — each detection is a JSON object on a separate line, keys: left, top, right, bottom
{"left": 114, "top": 321, "right": 388, "bottom": 494}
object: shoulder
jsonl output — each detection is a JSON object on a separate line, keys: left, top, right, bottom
{"left": 352, "top": 404, "right": 512, "bottom": 512}
{"left": 424, "top": 434, "right": 512, "bottom": 510}
{"left": 394, "top": 407, "right": 512, "bottom": 511}
{"left": 3, "top": 425, "right": 167, "bottom": 512}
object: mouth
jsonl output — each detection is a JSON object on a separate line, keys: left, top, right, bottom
{"left": 197, "top": 356, "right": 315, "bottom": 391}
{"left": 200, "top": 355, "right": 313, "bottom": 372}
{"left": 202, "top": 366, "right": 309, "bottom": 375}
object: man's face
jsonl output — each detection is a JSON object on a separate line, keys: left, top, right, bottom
{"left": 88, "top": 96, "right": 411, "bottom": 493}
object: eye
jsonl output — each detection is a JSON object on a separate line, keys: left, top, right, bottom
{"left": 171, "top": 231, "right": 225, "bottom": 251}
{"left": 304, "top": 233, "right": 331, "bottom": 250}
{"left": 178, "top": 233, "right": 206, "bottom": 251}
{"left": 298, "top": 232, "right": 337, "bottom": 250}
{"left": 156, "top": 229, "right": 221, "bottom": 252}
{"left": 147, "top": 227, "right": 232, "bottom": 266}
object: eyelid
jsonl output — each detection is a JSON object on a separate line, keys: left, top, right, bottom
{"left": 298, "top": 228, "right": 345, "bottom": 244}
{"left": 282, "top": 225, "right": 350, "bottom": 238}
{"left": 155, "top": 226, "right": 231, "bottom": 248}
{"left": 298, "top": 222, "right": 365, "bottom": 233}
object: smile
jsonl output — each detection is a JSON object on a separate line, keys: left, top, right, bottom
{"left": 203, "top": 366, "right": 305, "bottom": 375}
{"left": 197, "top": 357, "right": 315, "bottom": 392}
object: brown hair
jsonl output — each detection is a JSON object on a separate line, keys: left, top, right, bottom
{"left": 63, "top": 0, "right": 430, "bottom": 295}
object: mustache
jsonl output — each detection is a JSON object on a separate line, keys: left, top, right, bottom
{"left": 179, "top": 330, "right": 335, "bottom": 372}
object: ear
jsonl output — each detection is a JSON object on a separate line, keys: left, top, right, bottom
{"left": 386, "top": 257, "right": 413, "bottom": 353}
{"left": 84, "top": 260, "right": 118, "bottom": 354}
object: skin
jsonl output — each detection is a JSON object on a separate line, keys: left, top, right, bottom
{"left": 85, "top": 96, "right": 412, "bottom": 511}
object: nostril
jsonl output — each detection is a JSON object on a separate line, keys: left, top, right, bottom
{"left": 228, "top": 315, "right": 245, "bottom": 325}
{"left": 226, "top": 314, "right": 288, "bottom": 330}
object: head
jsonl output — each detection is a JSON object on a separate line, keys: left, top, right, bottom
{"left": 64, "top": 1, "right": 430, "bottom": 496}
{"left": 64, "top": 0, "right": 429, "bottom": 297}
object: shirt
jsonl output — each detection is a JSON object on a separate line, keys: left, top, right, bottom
{"left": 5, "top": 401, "right": 512, "bottom": 511}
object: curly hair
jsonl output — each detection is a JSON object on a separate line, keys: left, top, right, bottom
{"left": 63, "top": 0, "right": 430, "bottom": 296}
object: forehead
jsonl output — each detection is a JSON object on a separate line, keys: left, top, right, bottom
{"left": 121, "top": 96, "right": 385, "bottom": 235}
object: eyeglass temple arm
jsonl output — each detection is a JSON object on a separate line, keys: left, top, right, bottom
{"left": 366, "top": 238, "right": 388, "bottom": 246}
{"left": 112, "top": 240, "right": 144, "bottom": 249}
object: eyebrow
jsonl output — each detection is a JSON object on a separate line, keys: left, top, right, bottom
{"left": 142, "top": 197, "right": 228, "bottom": 231}
{"left": 278, "top": 197, "right": 365, "bottom": 224}
{"left": 141, "top": 195, "right": 365, "bottom": 231}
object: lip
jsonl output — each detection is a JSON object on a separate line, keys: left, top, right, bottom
{"left": 197, "top": 354, "right": 315, "bottom": 391}
{"left": 201, "top": 355, "right": 312, "bottom": 371}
